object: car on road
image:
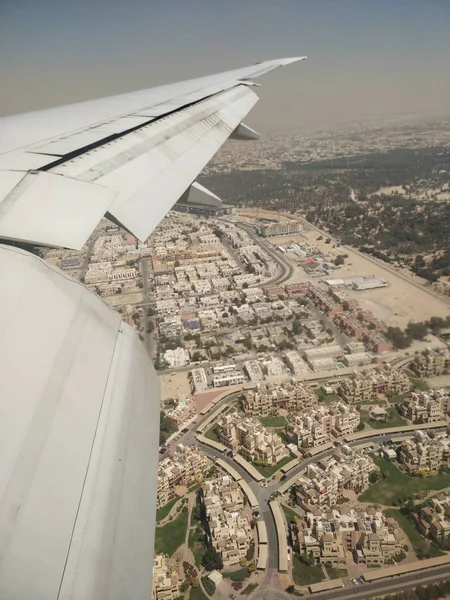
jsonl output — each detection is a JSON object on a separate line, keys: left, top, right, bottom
{"left": 181, "top": 428, "right": 188, "bottom": 433}
{"left": 262, "top": 482, "right": 268, "bottom": 487}
{"left": 351, "top": 578, "right": 360, "bottom": 585}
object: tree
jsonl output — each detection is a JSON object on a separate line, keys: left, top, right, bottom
{"left": 286, "top": 585, "right": 295, "bottom": 594}
{"left": 174, "top": 260, "right": 181, "bottom": 268}
{"left": 192, "top": 351, "right": 203, "bottom": 362}
{"left": 242, "top": 282, "right": 249, "bottom": 289}
{"left": 202, "top": 547, "right": 223, "bottom": 571}
{"left": 334, "top": 254, "right": 345, "bottom": 266}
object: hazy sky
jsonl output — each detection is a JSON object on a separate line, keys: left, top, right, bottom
{"left": 2, "top": 0, "right": 450, "bottom": 132}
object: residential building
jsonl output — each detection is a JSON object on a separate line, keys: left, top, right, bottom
{"left": 285, "top": 350, "right": 311, "bottom": 376}
{"left": 217, "top": 414, "right": 289, "bottom": 465}
{"left": 242, "top": 381, "right": 318, "bottom": 417}
{"left": 415, "top": 493, "right": 450, "bottom": 545}
{"left": 190, "top": 367, "right": 208, "bottom": 393}
{"left": 244, "top": 360, "right": 264, "bottom": 383}
{"left": 411, "top": 348, "right": 450, "bottom": 378}
{"left": 398, "top": 390, "right": 448, "bottom": 423}
{"left": 295, "top": 446, "right": 376, "bottom": 510}
{"left": 163, "top": 347, "right": 190, "bottom": 368}
{"left": 202, "top": 475, "right": 253, "bottom": 567}
{"left": 292, "top": 506, "right": 406, "bottom": 567}
{"left": 286, "top": 403, "right": 360, "bottom": 448}
{"left": 338, "top": 366, "right": 411, "bottom": 403}
{"left": 152, "top": 554, "right": 183, "bottom": 600}
{"left": 157, "top": 445, "right": 209, "bottom": 509}
{"left": 399, "top": 430, "right": 450, "bottom": 475}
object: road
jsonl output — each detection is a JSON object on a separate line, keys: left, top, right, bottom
{"left": 140, "top": 258, "right": 156, "bottom": 357}
{"left": 234, "top": 220, "right": 294, "bottom": 287}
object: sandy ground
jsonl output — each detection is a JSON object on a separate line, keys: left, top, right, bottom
{"left": 239, "top": 208, "right": 293, "bottom": 222}
{"left": 103, "top": 291, "right": 143, "bottom": 307}
{"left": 273, "top": 228, "right": 450, "bottom": 329}
{"left": 160, "top": 371, "right": 191, "bottom": 401}
{"left": 193, "top": 389, "right": 224, "bottom": 413}
{"left": 426, "top": 374, "right": 450, "bottom": 388}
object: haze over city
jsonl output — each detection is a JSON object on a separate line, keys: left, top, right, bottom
{"left": 2, "top": 0, "right": 450, "bottom": 131}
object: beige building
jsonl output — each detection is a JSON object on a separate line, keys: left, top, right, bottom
{"left": 339, "top": 366, "right": 411, "bottom": 403}
{"left": 152, "top": 554, "right": 183, "bottom": 600}
{"left": 293, "top": 506, "right": 406, "bottom": 567}
{"left": 217, "top": 414, "right": 289, "bottom": 465}
{"left": 242, "top": 381, "right": 318, "bottom": 417}
{"left": 416, "top": 493, "right": 450, "bottom": 545}
{"left": 398, "top": 390, "right": 449, "bottom": 424}
{"left": 202, "top": 475, "right": 253, "bottom": 567}
{"left": 286, "top": 403, "right": 360, "bottom": 449}
{"left": 295, "top": 446, "right": 376, "bottom": 510}
{"left": 157, "top": 445, "right": 209, "bottom": 509}
{"left": 399, "top": 430, "right": 450, "bottom": 475}
{"left": 411, "top": 348, "right": 450, "bottom": 378}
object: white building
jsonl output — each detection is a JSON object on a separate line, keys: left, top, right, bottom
{"left": 164, "top": 347, "right": 190, "bottom": 368}
{"left": 244, "top": 360, "right": 264, "bottom": 382}
{"left": 191, "top": 368, "right": 208, "bottom": 393}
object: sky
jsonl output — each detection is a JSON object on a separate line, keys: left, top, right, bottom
{"left": 1, "top": 0, "right": 450, "bottom": 132}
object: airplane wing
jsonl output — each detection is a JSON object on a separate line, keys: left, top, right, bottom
{"left": 0, "top": 58, "right": 304, "bottom": 600}
{"left": 0, "top": 57, "right": 305, "bottom": 249}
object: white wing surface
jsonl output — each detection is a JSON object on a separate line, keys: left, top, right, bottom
{"left": 0, "top": 58, "right": 304, "bottom": 600}
{"left": 0, "top": 57, "right": 305, "bottom": 249}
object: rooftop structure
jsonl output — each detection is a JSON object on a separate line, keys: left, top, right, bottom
{"left": 202, "top": 475, "right": 253, "bottom": 567}
{"left": 152, "top": 554, "right": 183, "bottom": 600}
{"left": 294, "top": 446, "right": 376, "bottom": 510}
{"left": 286, "top": 403, "right": 360, "bottom": 448}
{"left": 157, "top": 445, "right": 209, "bottom": 508}
{"left": 243, "top": 381, "right": 318, "bottom": 417}
{"left": 292, "top": 506, "right": 406, "bottom": 567}
{"left": 339, "top": 366, "right": 411, "bottom": 403}
{"left": 411, "top": 348, "right": 450, "bottom": 378}
{"left": 399, "top": 430, "right": 450, "bottom": 475}
{"left": 217, "top": 414, "right": 289, "bottom": 465}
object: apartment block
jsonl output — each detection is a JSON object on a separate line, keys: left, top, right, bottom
{"left": 399, "top": 430, "right": 450, "bottom": 475}
{"left": 285, "top": 350, "right": 311, "bottom": 376}
{"left": 157, "top": 445, "right": 209, "bottom": 509}
{"left": 152, "top": 554, "right": 183, "bottom": 600}
{"left": 163, "top": 347, "right": 190, "bottom": 368}
{"left": 244, "top": 360, "right": 264, "bottom": 383}
{"left": 202, "top": 475, "right": 252, "bottom": 567}
{"left": 295, "top": 446, "right": 376, "bottom": 510}
{"left": 190, "top": 367, "right": 208, "bottom": 393}
{"left": 398, "top": 390, "right": 449, "bottom": 423}
{"left": 286, "top": 403, "right": 360, "bottom": 448}
{"left": 242, "top": 381, "right": 318, "bottom": 417}
{"left": 338, "top": 366, "right": 411, "bottom": 403}
{"left": 293, "top": 506, "right": 406, "bottom": 567}
{"left": 217, "top": 414, "right": 289, "bottom": 465}
{"left": 415, "top": 493, "right": 450, "bottom": 545}
{"left": 411, "top": 348, "right": 450, "bottom": 378}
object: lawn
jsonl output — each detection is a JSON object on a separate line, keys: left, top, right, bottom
{"left": 156, "top": 495, "right": 180, "bottom": 522}
{"left": 384, "top": 509, "right": 444, "bottom": 558}
{"left": 408, "top": 374, "right": 430, "bottom": 391}
{"left": 326, "top": 567, "right": 347, "bottom": 580}
{"left": 188, "top": 527, "right": 205, "bottom": 568}
{"left": 281, "top": 504, "right": 300, "bottom": 525}
{"left": 362, "top": 409, "right": 407, "bottom": 430}
{"left": 292, "top": 555, "right": 324, "bottom": 586}
{"left": 154, "top": 508, "right": 189, "bottom": 557}
{"left": 359, "top": 456, "right": 450, "bottom": 505}
{"left": 222, "top": 566, "right": 249, "bottom": 581}
{"left": 389, "top": 393, "right": 408, "bottom": 404}
{"left": 315, "top": 389, "right": 342, "bottom": 405}
{"left": 205, "top": 425, "right": 220, "bottom": 443}
{"left": 260, "top": 415, "right": 287, "bottom": 428}
{"left": 252, "top": 454, "right": 295, "bottom": 478}
{"left": 242, "top": 583, "right": 258, "bottom": 595}
{"left": 189, "top": 586, "right": 209, "bottom": 600}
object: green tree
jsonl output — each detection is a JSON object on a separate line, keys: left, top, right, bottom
{"left": 202, "top": 547, "right": 223, "bottom": 571}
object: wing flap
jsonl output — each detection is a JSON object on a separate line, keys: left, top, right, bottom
{"left": 0, "top": 171, "right": 115, "bottom": 248}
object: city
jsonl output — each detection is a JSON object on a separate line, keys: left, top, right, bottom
{"left": 39, "top": 192, "right": 450, "bottom": 600}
